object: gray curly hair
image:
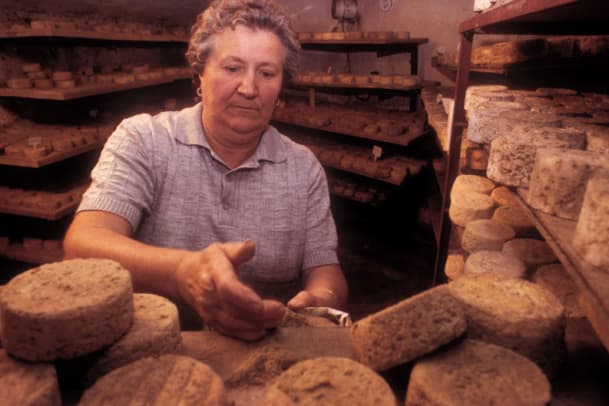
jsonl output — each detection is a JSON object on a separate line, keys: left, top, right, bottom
{"left": 186, "top": 0, "right": 301, "bottom": 85}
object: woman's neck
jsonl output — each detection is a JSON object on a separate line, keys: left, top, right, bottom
{"left": 201, "top": 115, "right": 262, "bottom": 169}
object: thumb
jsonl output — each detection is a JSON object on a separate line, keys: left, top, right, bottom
{"left": 287, "top": 290, "right": 316, "bottom": 311}
{"left": 221, "top": 240, "right": 256, "bottom": 268}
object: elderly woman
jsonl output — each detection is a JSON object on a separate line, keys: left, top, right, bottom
{"left": 63, "top": 0, "right": 347, "bottom": 340}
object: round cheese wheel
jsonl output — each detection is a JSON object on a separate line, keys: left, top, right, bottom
{"left": 406, "top": 339, "right": 551, "bottom": 406}
{"left": 51, "top": 71, "right": 72, "bottom": 81}
{"left": 492, "top": 206, "right": 536, "bottom": 237}
{"left": 502, "top": 238, "right": 557, "bottom": 269}
{"left": 7, "top": 78, "right": 32, "bottom": 89}
{"left": 0, "top": 350, "right": 61, "bottom": 406}
{"left": 449, "top": 191, "right": 496, "bottom": 227}
{"left": 80, "top": 293, "right": 182, "bottom": 386}
{"left": 444, "top": 254, "right": 465, "bottom": 281}
{"left": 22, "top": 63, "right": 42, "bottom": 73}
{"left": 27, "top": 70, "right": 47, "bottom": 79}
{"left": 54, "top": 79, "right": 76, "bottom": 89}
{"left": 461, "top": 219, "right": 515, "bottom": 253}
{"left": 34, "top": 79, "right": 53, "bottom": 89}
{"left": 132, "top": 65, "right": 149, "bottom": 75}
{"left": 450, "top": 174, "right": 495, "bottom": 201}
{"left": 79, "top": 355, "right": 225, "bottom": 406}
{"left": 533, "top": 264, "right": 584, "bottom": 318}
{"left": 490, "top": 186, "right": 520, "bottom": 208}
{"left": 265, "top": 357, "right": 396, "bottom": 406}
{"left": 464, "top": 250, "right": 527, "bottom": 279}
{"left": 0, "top": 259, "right": 134, "bottom": 362}
{"left": 113, "top": 74, "right": 135, "bottom": 85}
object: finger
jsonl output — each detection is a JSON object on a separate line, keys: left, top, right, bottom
{"left": 221, "top": 240, "right": 256, "bottom": 268}
{"left": 215, "top": 275, "right": 265, "bottom": 321}
{"left": 262, "top": 299, "right": 286, "bottom": 329}
{"left": 287, "top": 290, "right": 316, "bottom": 311}
{"left": 207, "top": 309, "right": 266, "bottom": 341}
{"left": 213, "top": 241, "right": 264, "bottom": 320}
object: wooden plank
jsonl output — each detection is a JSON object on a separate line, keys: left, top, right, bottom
{"left": 0, "top": 74, "right": 190, "bottom": 101}
{"left": 0, "top": 27, "right": 187, "bottom": 43}
{"left": 322, "top": 161, "right": 405, "bottom": 186}
{"left": 0, "top": 200, "right": 78, "bottom": 220}
{"left": 292, "top": 79, "right": 423, "bottom": 92}
{"left": 460, "top": 0, "right": 609, "bottom": 35}
{"left": 0, "top": 247, "right": 63, "bottom": 264}
{"left": 300, "top": 37, "right": 428, "bottom": 46}
{"left": 460, "top": 0, "right": 576, "bottom": 33}
{"left": 516, "top": 192, "right": 609, "bottom": 352}
{"left": 181, "top": 327, "right": 355, "bottom": 383}
{"left": 0, "top": 140, "right": 104, "bottom": 168}
{"left": 272, "top": 117, "right": 428, "bottom": 147}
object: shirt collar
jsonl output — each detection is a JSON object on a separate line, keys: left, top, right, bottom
{"left": 174, "top": 103, "right": 287, "bottom": 168}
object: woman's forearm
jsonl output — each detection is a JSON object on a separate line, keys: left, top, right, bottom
{"left": 63, "top": 212, "right": 189, "bottom": 302}
{"left": 302, "top": 264, "right": 349, "bottom": 308}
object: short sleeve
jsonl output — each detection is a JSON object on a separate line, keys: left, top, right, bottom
{"left": 78, "top": 116, "right": 156, "bottom": 231}
{"left": 302, "top": 154, "right": 339, "bottom": 269}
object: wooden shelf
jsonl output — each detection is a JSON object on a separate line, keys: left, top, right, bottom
{"left": 432, "top": 56, "right": 609, "bottom": 78}
{"left": 300, "top": 37, "right": 428, "bottom": 58}
{"left": 435, "top": 0, "right": 609, "bottom": 286}
{"left": 0, "top": 27, "right": 187, "bottom": 43}
{"left": 0, "top": 246, "right": 62, "bottom": 264}
{"left": 299, "top": 36, "right": 428, "bottom": 75}
{"left": 0, "top": 139, "right": 105, "bottom": 168}
{"left": 0, "top": 73, "right": 190, "bottom": 101}
{"left": 460, "top": 0, "right": 609, "bottom": 35}
{"left": 0, "top": 200, "right": 78, "bottom": 220}
{"left": 516, "top": 191, "right": 609, "bottom": 352}
{"left": 300, "top": 37, "right": 428, "bottom": 46}
{"left": 292, "top": 79, "right": 424, "bottom": 93}
{"left": 272, "top": 117, "right": 428, "bottom": 147}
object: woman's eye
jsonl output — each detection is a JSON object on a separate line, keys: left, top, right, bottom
{"left": 224, "top": 66, "right": 240, "bottom": 73}
{"left": 261, "top": 70, "right": 276, "bottom": 79}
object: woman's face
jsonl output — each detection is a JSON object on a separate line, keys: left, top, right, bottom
{"left": 199, "top": 24, "right": 284, "bottom": 145}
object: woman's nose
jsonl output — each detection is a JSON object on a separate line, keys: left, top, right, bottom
{"left": 237, "top": 71, "right": 258, "bottom": 98}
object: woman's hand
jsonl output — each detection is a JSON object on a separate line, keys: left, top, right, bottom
{"left": 287, "top": 264, "right": 348, "bottom": 311}
{"left": 287, "top": 288, "right": 339, "bottom": 310}
{"left": 175, "top": 240, "right": 285, "bottom": 340}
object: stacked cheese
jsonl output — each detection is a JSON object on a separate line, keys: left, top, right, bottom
{"left": 0, "top": 258, "right": 185, "bottom": 402}
{"left": 449, "top": 275, "right": 566, "bottom": 378}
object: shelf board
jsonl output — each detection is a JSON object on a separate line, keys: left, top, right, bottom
{"left": 433, "top": 55, "right": 609, "bottom": 77}
{"left": 0, "top": 139, "right": 104, "bottom": 168}
{"left": 516, "top": 191, "right": 609, "bottom": 352}
{"left": 300, "top": 38, "right": 428, "bottom": 56}
{"left": 0, "top": 200, "right": 78, "bottom": 220}
{"left": 460, "top": 0, "right": 609, "bottom": 35}
{"left": 0, "top": 27, "right": 187, "bottom": 43}
{"left": 330, "top": 190, "right": 384, "bottom": 207}
{"left": 0, "top": 74, "right": 190, "bottom": 101}
{"left": 0, "top": 246, "right": 62, "bottom": 264}
{"left": 272, "top": 117, "right": 428, "bottom": 147}
{"left": 292, "top": 79, "right": 423, "bottom": 92}
{"left": 322, "top": 161, "right": 406, "bottom": 186}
